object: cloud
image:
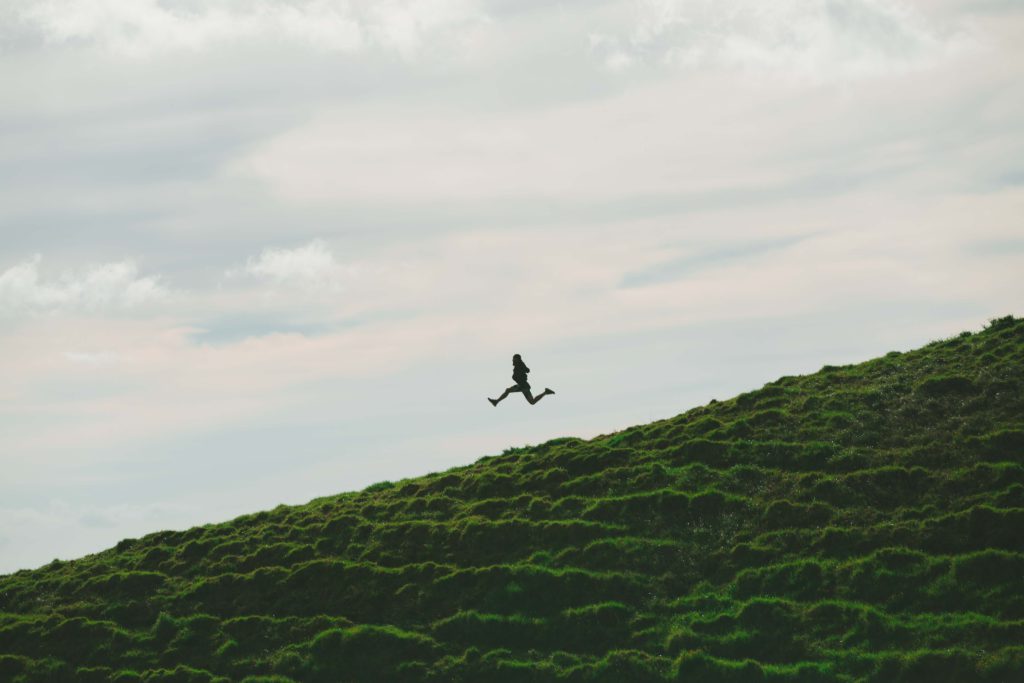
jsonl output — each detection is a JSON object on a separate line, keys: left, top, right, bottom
{"left": 234, "top": 55, "right": 1002, "bottom": 206}
{"left": 232, "top": 86, "right": 778, "bottom": 203}
{"left": 63, "top": 351, "right": 121, "bottom": 365}
{"left": 0, "top": 255, "right": 167, "bottom": 316}
{"left": 367, "top": 0, "right": 489, "bottom": 59}
{"left": 590, "top": 0, "right": 973, "bottom": 81}
{"left": 619, "top": 234, "right": 814, "bottom": 288}
{"left": 230, "top": 239, "right": 354, "bottom": 292}
{"left": 10, "top": 0, "right": 486, "bottom": 58}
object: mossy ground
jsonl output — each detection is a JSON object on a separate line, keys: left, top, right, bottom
{"left": 2, "top": 316, "right": 1023, "bottom": 682}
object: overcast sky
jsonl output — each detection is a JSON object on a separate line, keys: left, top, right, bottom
{"left": 1, "top": 0, "right": 1022, "bottom": 574}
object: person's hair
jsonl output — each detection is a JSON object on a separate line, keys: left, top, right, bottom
{"left": 513, "top": 353, "right": 521, "bottom": 362}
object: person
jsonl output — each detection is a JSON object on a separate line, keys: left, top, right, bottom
{"left": 489, "top": 354, "right": 555, "bottom": 406}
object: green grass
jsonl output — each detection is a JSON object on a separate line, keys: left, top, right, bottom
{"left": 2, "top": 315, "right": 1023, "bottom": 682}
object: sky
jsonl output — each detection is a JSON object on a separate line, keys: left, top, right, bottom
{"left": 1, "top": 0, "right": 1023, "bottom": 574}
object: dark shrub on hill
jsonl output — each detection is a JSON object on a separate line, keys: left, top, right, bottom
{"left": 916, "top": 375, "right": 978, "bottom": 397}
{"left": 302, "top": 625, "right": 438, "bottom": 682}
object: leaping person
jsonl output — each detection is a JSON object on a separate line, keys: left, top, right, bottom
{"left": 489, "top": 354, "right": 555, "bottom": 406}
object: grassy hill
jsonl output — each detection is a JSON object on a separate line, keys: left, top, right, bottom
{"left": 2, "top": 316, "right": 1024, "bottom": 682}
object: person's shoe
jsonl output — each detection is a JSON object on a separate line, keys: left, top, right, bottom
{"left": 488, "top": 398, "right": 498, "bottom": 406}
{"left": 545, "top": 388, "right": 555, "bottom": 395}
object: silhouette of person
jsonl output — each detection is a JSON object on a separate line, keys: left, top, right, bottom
{"left": 489, "top": 354, "right": 555, "bottom": 406}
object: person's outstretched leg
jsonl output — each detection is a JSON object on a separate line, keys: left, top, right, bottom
{"left": 524, "top": 387, "right": 555, "bottom": 405}
{"left": 489, "top": 385, "right": 520, "bottom": 406}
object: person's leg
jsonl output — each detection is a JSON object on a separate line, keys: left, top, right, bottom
{"left": 489, "top": 385, "right": 521, "bottom": 405}
{"left": 525, "top": 387, "right": 554, "bottom": 405}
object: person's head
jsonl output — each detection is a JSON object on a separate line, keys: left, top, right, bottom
{"left": 513, "top": 353, "right": 522, "bottom": 364}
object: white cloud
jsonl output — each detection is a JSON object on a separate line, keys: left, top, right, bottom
{"left": 0, "top": 255, "right": 167, "bottom": 315}
{"left": 368, "top": 0, "right": 487, "bottom": 59}
{"left": 232, "top": 85, "right": 774, "bottom": 203}
{"left": 11, "top": 0, "right": 485, "bottom": 58}
{"left": 233, "top": 48, "right": 1008, "bottom": 206}
{"left": 591, "top": 0, "right": 973, "bottom": 81}
{"left": 231, "top": 239, "right": 354, "bottom": 292}
{"left": 63, "top": 350, "right": 121, "bottom": 365}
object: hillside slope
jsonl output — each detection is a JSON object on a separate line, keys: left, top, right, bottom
{"left": 2, "top": 316, "right": 1024, "bottom": 682}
